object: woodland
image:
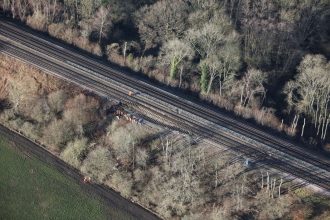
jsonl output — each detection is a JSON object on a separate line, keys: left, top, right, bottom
{"left": 1, "top": 54, "right": 330, "bottom": 219}
{"left": 1, "top": 0, "right": 329, "bottom": 149}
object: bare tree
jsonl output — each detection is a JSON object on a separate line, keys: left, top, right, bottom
{"left": 16, "top": 0, "right": 29, "bottom": 21}
{"left": 198, "top": 43, "right": 240, "bottom": 95}
{"left": 81, "top": 146, "right": 115, "bottom": 182}
{"left": 186, "top": 21, "right": 227, "bottom": 60}
{"left": 200, "top": 55, "right": 221, "bottom": 94}
{"left": 239, "top": 68, "right": 267, "bottom": 107}
{"left": 63, "top": 0, "right": 79, "bottom": 22}
{"left": 1, "top": 0, "right": 11, "bottom": 12}
{"left": 93, "top": 5, "right": 112, "bottom": 43}
{"left": 47, "top": 89, "right": 67, "bottom": 114}
{"left": 284, "top": 54, "right": 330, "bottom": 139}
{"left": 160, "top": 38, "right": 194, "bottom": 82}
{"left": 80, "top": 0, "right": 99, "bottom": 19}
{"left": 135, "top": 0, "right": 189, "bottom": 50}
{"left": 61, "top": 137, "right": 89, "bottom": 168}
{"left": 187, "top": 11, "right": 241, "bottom": 95}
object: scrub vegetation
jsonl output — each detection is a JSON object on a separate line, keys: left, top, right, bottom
{"left": 0, "top": 54, "right": 329, "bottom": 219}
{"left": 1, "top": 0, "right": 329, "bottom": 150}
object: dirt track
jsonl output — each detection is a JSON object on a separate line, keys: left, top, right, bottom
{"left": 0, "top": 124, "right": 161, "bottom": 220}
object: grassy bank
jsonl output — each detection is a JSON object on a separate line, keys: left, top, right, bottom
{"left": 0, "top": 136, "right": 130, "bottom": 220}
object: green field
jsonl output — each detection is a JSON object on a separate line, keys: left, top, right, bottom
{"left": 0, "top": 137, "right": 132, "bottom": 220}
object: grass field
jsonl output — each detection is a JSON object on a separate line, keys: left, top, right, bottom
{"left": 0, "top": 137, "right": 133, "bottom": 220}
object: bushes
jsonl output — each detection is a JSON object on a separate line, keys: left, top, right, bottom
{"left": 142, "top": 167, "right": 205, "bottom": 218}
{"left": 48, "top": 23, "right": 78, "bottom": 44}
{"left": 80, "top": 146, "right": 115, "bottom": 182}
{"left": 47, "top": 90, "right": 67, "bottom": 114}
{"left": 30, "top": 98, "right": 53, "bottom": 123}
{"left": 48, "top": 23, "right": 103, "bottom": 56}
{"left": 48, "top": 23, "right": 66, "bottom": 40}
{"left": 108, "top": 122, "right": 149, "bottom": 167}
{"left": 182, "top": 209, "right": 226, "bottom": 220}
{"left": 255, "top": 192, "right": 294, "bottom": 219}
{"left": 43, "top": 119, "right": 76, "bottom": 151}
{"left": 0, "top": 109, "right": 16, "bottom": 124}
{"left": 110, "top": 172, "right": 133, "bottom": 197}
{"left": 64, "top": 94, "right": 100, "bottom": 126}
{"left": 135, "top": 148, "right": 148, "bottom": 169}
{"left": 61, "top": 138, "right": 89, "bottom": 168}
{"left": 72, "top": 36, "right": 103, "bottom": 56}
{"left": 133, "top": 168, "right": 149, "bottom": 192}
{"left": 42, "top": 93, "right": 101, "bottom": 151}
{"left": 26, "top": 13, "right": 47, "bottom": 31}
{"left": 0, "top": 56, "right": 104, "bottom": 153}
{"left": 8, "top": 73, "right": 40, "bottom": 113}
{"left": 21, "top": 121, "right": 42, "bottom": 141}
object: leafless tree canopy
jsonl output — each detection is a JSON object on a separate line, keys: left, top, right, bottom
{"left": 1, "top": 0, "right": 329, "bottom": 174}
{"left": 1, "top": 53, "right": 330, "bottom": 219}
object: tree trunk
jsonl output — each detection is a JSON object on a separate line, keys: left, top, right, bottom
{"left": 321, "top": 115, "right": 326, "bottom": 139}
{"left": 301, "top": 118, "right": 306, "bottom": 137}
{"left": 132, "top": 141, "right": 135, "bottom": 170}
{"left": 179, "top": 66, "right": 183, "bottom": 88}
{"left": 240, "top": 86, "right": 244, "bottom": 106}
{"left": 123, "top": 41, "right": 127, "bottom": 65}
{"left": 52, "top": 0, "right": 57, "bottom": 21}
{"left": 206, "top": 75, "right": 215, "bottom": 94}
{"left": 200, "top": 64, "right": 208, "bottom": 93}
{"left": 215, "top": 163, "right": 218, "bottom": 188}
{"left": 323, "top": 118, "right": 329, "bottom": 140}
{"left": 219, "top": 80, "right": 223, "bottom": 97}
{"left": 278, "top": 178, "right": 283, "bottom": 197}
{"left": 169, "top": 57, "right": 179, "bottom": 79}
{"left": 99, "top": 22, "right": 103, "bottom": 43}
{"left": 271, "top": 179, "right": 276, "bottom": 198}
{"left": 266, "top": 172, "right": 270, "bottom": 192}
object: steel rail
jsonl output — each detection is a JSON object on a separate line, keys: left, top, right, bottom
{"left": 2, "top": 42, "right": 330, "bottom": 191}
{"left": 1, "top": 21, "right": 330, "bottom": 190}
{"left": 1, "top": 21, "right": 329, "bottom": 172}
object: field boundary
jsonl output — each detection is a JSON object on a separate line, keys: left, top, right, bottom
{"left": 0, "top": 123, "right": 162, "bottom": 220}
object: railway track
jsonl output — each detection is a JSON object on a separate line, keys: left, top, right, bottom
{"left": 1, "top": 21, "right": 329, "bottom": 170}
{"left": 0, "top": 19, "right": 330, "bottom": 191}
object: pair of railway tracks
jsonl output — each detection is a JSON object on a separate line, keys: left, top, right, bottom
{"left": 0, "top": 20, "right": 330, "bottom": 190}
